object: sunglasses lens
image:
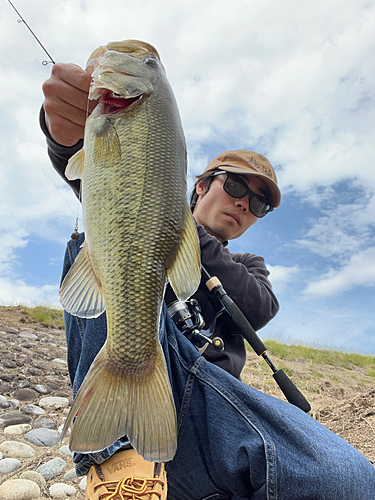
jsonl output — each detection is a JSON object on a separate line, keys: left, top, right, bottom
{"left": 250, "top": 196, "right": 268, "bottom": 217}
{"left": 223, "top": 176, "right": 248, "bottom": 198}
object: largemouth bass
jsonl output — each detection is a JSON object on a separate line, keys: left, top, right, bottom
{"left": 59, "top": 40, "right": 201, "bottom": 462}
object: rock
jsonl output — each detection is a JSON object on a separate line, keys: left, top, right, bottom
{"left": 0, "top": 391, "right": 14, "bottom": 402}
{"left": 4, "top": 423, "right": 32, "bottom": 436}
{"left": 79, "top": 475, "right": 87, "bottom": 491}
{"left": 18, "top": 332, "right": 38, "bottom": 340}
{"left": 48, "top": 328, "right": 61, "bottom": 336}
{"left": 3, "top": 353, "right": 16, "bottom": 361}
{"left": 52, "top": 358, "right": 67, "bottom": 366}
{"left": 0, "top": 398, "right": 18, "bottom": 410}
{"left": 0, "top": 441, "right": 34, "bottom": 458}
{"left": 39, "top": 396, "right": 69, "bottom": 409}
{"left": 18, "top": 379, "right": 31, "bottom": 388}
{"left": 0, "top": 458, "right": 21, "bottom": 474}
{"left": 0, "top": 412, "right": 32, "bottom": 428}
{"left": 0, "top": 395, "right": 7, "bottom": 402}
{"left": 46, "top": 382, "right": 60, "bottom": 391}
{"left": 4, "top": 327, "right": 19, "bottom": 334}
{"left": 0, "top": 374, "right": 12, "bottom": 382}
{"left": 36, "top": 457, "right": 67, "bottom": 480}
{"left": 49, "top": 483, "right": 76, "bottom": 498}
{"left": 0, "top": 479, "right": 40, "bottom": 499}
{"left": 59, "top": 445, "right": 73, "bottom": 457}
{"left": 21, "top": 404, "right": 46, "bottom": 416}
{"left": 26, "top": 367, "right": 44, "bottom": 376}
{"left": 31, "top": 384, "right": 50, "bottom": 395}
{"left": 25, "top": 428, "right": 60, "bottom": 447}
{"left": 63, "top": 467, "right": 77, "bottom": 481}
{"left": 34, "top": 416, "right": 57, "bottom": 429}
{"left": 13, "top": 388, "right": 39, "bottom": 401}
{"left": 2, "top": 360, "right": 17, "bottom": 369}
{"left": 19, "top": 471, "right": 46, "bottom": 489}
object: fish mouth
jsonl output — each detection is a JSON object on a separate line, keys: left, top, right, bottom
{"left": 98, "top": 90, "right": 143, "bottom": 115}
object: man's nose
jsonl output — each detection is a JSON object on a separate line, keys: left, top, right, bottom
{"left": 234, "top": 197, "right": 249, "bottom": 212}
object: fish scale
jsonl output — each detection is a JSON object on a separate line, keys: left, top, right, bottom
{"left": 59, "top": 40, "right": 201, "bottom": 461}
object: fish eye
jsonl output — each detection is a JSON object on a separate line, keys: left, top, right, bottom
{"left": 145, "top": 58, "right": 158, "bottom": 66}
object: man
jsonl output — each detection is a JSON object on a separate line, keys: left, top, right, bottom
{"left": 41, "top": 50, "right": 375, "bottom": 500}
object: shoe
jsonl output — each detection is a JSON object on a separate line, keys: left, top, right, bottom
{"left": 85, "top": 448, "right": 167, "bottom": 499}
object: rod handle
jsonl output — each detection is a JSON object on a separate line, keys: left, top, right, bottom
{"left": 273, "top": 369, "right": 311, "bottom": 413}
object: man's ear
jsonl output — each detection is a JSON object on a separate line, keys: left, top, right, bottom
{"left": 196, "top": 179, "right": 206, "bottom": 196}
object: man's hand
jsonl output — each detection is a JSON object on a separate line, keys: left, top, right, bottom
{"left": 42, "top": 63, "right": 98, "bottom": 147}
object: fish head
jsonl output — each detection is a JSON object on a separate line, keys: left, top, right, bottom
{"left": 86, "top": 40, "right": 166, "bottom": 116}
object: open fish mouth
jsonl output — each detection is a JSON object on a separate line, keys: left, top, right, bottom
{"left": 98, "top": 90, "right": 143, "bottom": 115}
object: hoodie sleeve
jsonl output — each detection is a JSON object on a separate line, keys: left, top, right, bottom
{"left": 39, "top": 105, "right": 82, "bottom": 199}
{"left": 196, "top": 224, "right": 279, "bottom": 331}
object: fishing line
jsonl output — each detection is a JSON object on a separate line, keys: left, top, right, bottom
{"left": 7, "top": 0, "right": 55, "bottom": 65}
{"left": 8, "top": 0, "right": 84, "bottom": 239}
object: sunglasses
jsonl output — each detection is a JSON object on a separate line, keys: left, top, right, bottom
{"left": 211, "top": 172, "right": 274, "bottom": 218}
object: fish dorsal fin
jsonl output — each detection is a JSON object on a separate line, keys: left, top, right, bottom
{"left": 60, "top": 241, "right": 105, "bottom": 318}
{"left": 167, "top": 204, "right": 201, "bottom": 302}
{"left": 65, "top": 148, "right": 85, "bottom": 180}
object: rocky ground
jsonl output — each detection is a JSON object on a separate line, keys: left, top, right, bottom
{"left": 0, "top": 305, "right": 374, "bottom": 499}
{"left": 0, "top": 307, "right": 84, "bottom": 499}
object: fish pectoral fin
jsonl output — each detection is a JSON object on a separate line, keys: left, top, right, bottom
{"left": 61, "top": 343, "right": 177, "bottom": 462}
{"left": 65, "top": 148, "right": 85, "bottom": 180}
{"left": 94, "top": 122, "right": 121, "bottom": 166}
{"left": 59, "top": 241, "right": 105, "bottom": 318}
{"left": 167, "top": 204, "right": 201, "bottom": 302}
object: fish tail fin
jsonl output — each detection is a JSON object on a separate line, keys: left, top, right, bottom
{"left": 61, "top": 343, "right": 177, "bottom": 462}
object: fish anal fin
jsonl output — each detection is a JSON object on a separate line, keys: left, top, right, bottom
{"left": 61, "top": 343, "right": 177, "bottom": 462}
{"left": 65, "top": 148, "right": 85, "bottom": 181}
{"left": 60, "top": 241, "right": 105, "bottom": 318}
{"left": 167, "top": 205, "right": 201, "bottom": 302}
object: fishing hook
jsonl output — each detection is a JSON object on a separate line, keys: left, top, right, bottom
{"left": 7, "top": 0, "right": 55, "bottom": 65}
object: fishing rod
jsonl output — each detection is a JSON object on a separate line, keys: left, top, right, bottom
{"left": 201, "top": 265, "right": 311, "bottom": 413}
{"left": 7, "top": 0, "right": 55, "bottom": 65}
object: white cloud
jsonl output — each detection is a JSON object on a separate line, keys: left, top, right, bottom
{"left": 1, "top": 0, "right": 375, "bottom": 353}
{"left": 0, "top": 277, "right": 61, "bottom": 309}
{"left": 266, "top": 264, "right": 300, "bottom": 294}
{"left": 304, "top": 246, "right": 375, "bottom": 296}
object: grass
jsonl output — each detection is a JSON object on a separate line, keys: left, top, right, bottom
{"left": 248, "top": 339, "right": 375, "bottom": 375}
{"left": 19, "top": 305, "right": 64, "bottom": 328}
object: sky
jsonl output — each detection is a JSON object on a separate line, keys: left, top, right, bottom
{"left": 0, "top": 0, "right": 374, "bottom": 355}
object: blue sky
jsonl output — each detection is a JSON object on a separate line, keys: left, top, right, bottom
{"left": 1, "top": 0, "right": 375, "bottom": 355}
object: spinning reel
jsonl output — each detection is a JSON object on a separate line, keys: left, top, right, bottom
{"left": 167, "top": 298, "right": 224, "bottom": 352}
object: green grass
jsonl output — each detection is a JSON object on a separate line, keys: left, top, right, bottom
{"left": 20, "top": 305, "right": 64, "bottom": 328}
{"left": 247, "top": 339, "right": 375, "bottom": 372}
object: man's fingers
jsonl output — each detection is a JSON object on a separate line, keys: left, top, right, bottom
{"left": 52, "top": 63, "right": 91, "bottom": 92}
{"left": 42, "top": 64, "right": 93, "bottom": 114}
{"left": 42, "top": 62, "right": 98, "bottom": 146}
{"left": 44, "top": 95, "right": 93, "bottom": 128}
{"left": 45, "top": 110, "right": 86, "bottom": 147}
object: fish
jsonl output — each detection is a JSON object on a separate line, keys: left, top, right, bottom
{"left": 59, "top": 40, "right": 201, "bottom": 462}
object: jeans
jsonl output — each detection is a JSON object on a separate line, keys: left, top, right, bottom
{"left": 62, "top": 235, "right": 375, "bottom": 500}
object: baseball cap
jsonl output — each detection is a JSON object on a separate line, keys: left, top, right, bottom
{"left": 203, "top": 150, "right": 281, "bottom": 208}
